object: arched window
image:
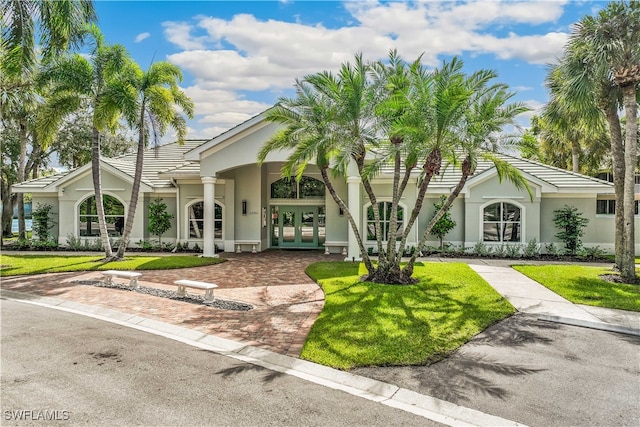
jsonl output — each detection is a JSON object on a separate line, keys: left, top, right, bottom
{"left": 366, "top": 202, "right": 404, "bottom": 241}
{"left": 78, "top": 195, "right": 125, "bottom": 237}
{"left": 483, "top": 202, "right": 521, "bottom": 242}
{"left": 187, "top": 201, "right": 223, "bottom": 239}
{"left": 270, "top": 176, "right": 325, "bottom": 199}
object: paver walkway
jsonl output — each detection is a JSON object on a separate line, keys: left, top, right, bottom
{"left": 0, "top": 251, "right": 342, "bottom": 356}
{"left": 2, "top": 252, "right": 638, "bottom": 358}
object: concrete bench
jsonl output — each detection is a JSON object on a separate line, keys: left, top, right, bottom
{"left": 101, "top": 270, "right": 142, "bottom": 289}
{"left": 174, "top": 279, "right": 218, "bottom": 303}
{"left": 235, "top": 240, "right": 260, "bottom": 253}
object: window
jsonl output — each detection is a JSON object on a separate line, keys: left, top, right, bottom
{"left": 483, "top": 202, "right": 521, "bottom": 242}
{"left": 366, "top": 202, "right": 404, "bottom": 241}
{"left": 79, "top": 195, "right": 125, "bottom": 237}
{"left": 270, "top": 176, "right": 325, "bottom": 199}
{"left": 187, "top": 201, "right": 223, "bottom": 239}
{"left": 597, "top": 199, "right": 639, "bottom": 215}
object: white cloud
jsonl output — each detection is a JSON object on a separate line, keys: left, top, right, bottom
{"left": 134, "top": 32, "right": 150, "bottom": 43}
{"left": 162, "top": 21, "right": 208, "bottom": 50}
{"left": 162, "top": 1, "right": 571, "bottom": 138}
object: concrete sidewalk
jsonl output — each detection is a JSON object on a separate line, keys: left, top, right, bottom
{"left": 464, "top": 260, "right": 640, "bottom": 335}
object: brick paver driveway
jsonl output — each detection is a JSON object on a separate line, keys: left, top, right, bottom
{"left": 1, "top": 250, "right": 343, "bottom": 356}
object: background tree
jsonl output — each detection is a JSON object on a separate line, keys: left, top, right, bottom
{"left": 560, "top": 0, "right": 639, "bottom": 282}
{"left": 115, "top": 61, "right": 194, "bottom": 259}
{"left": 260, "top": 52, "right": 529, "bottom": 284}
{"left": 1, "top": 0, "right": 95, "bottom": 241}
{"left": 51, "top": 105, "right": 136, "bottom": 169}
{"left": 429, "top": 195, "right": 457, "bottom": 249}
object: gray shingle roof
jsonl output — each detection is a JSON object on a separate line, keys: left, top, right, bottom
{"left": 13, "top": 139, "right": 207, "bottom": 192}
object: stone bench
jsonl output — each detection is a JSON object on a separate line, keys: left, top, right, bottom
{"left": 101, "top": 270, "right": 142, "bottom": 289}
{"left": 174, "top": 279, "right": 218, "bottom": 303}
{"left": 235, "top": 240, "right": 260, "bottom": 253}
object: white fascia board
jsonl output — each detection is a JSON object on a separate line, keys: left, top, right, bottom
{"left": 462, "top": 167, "right": 554, "bottom": 195}
{"left": 183, "top": 113, "right": 267, "bottom": 161}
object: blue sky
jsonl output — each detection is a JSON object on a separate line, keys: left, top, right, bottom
{"left": 93, "top": 0, "right": 603, "bottom": 140}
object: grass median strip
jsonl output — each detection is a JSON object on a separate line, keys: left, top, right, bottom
{"left": 513, "top": 265, "right": 640, "bottom": 312}
{"left": 302, "top": 261, "right": 514, "bottom": 369}
{"left": 0, "top": 254, "right": 224, "bottom": 276}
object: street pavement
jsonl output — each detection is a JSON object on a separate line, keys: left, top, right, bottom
{"left": 1, "top": 299, "right": 440, "bottom": 427}
{"left": 1, "top": 253, "right": 639, "bottom": 426}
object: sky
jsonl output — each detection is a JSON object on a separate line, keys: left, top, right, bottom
{"left": 93, "top": 0, "right": 605, "bottom": 141}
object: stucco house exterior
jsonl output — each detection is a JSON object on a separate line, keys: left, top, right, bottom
{"left": 13, "top": 111, "right": 639, "bottom": 257}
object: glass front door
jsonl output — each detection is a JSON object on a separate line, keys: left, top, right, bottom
{"left": 271, "top": 206, "right": 325, "bottom": 248}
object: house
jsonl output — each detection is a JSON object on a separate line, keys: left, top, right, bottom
{"left": 13, "top": 110, "right": 639, "bottom": 257}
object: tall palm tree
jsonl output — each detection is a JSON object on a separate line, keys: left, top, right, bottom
{"left": 115, "top": 61, "right": 194, "bottom": 259}
{"left": 260, "top": 53, "right": 528, "bottom": 284}
{"left": 1, "top": 0, "right": 95, "bottom": 78}
{"left": 564, "top": 0, "right": 640, "bottom": 282}
{"left": 2, "top": 0, "right": 95, "bottom": 239}
{"left": 39, "top": 25, "right": 138, "bottom": 258}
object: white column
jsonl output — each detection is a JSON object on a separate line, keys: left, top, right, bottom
{"left": 346, "top": 176, "right": 362, "bottom": 261}
{"left": 202, "top": 176, "right": 218, "bottom": 257}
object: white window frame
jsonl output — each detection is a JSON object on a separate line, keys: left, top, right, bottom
{"left": 75, "top": 192, "right": 126, "bottom": 238}
{"left": 185, "top": 199, "right": 225, "bottom": 241}
{"left": 363, "top": 200, "right": 407, "bottom": 243}
{"left": 480, "top": 200, "right": 524, "bottom": 243}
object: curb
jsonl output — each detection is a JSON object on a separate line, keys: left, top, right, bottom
{"left": 538, "top": 314, "right": 640, "bottom": 337}
{"left": 1, "top": 289, "right": 526, "bottom": 427}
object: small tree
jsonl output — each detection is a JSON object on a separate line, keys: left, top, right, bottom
{"left": 553, "top": 205, "right": 589, "bottom": 255}
{"left": 31, "top": 203, "right": 55, "bottom": 242}
{"left": 147, "top": 198, "right": 173, "bottom": 245}
{"left": 429, "top": 195, "right": 456, "bottom": 249}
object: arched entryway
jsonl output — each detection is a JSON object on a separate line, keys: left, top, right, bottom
{"left": 269, "top": 176, "right": 326, "bottom": 249}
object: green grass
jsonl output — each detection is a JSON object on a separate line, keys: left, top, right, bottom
{"left": 0, "top": 254, "right": 224, "bottom": 276}
{"left": 513, "top": 265, "right": 640, "bottom": 312}
{"left": 302, "top": 262, "right": 514, "bottom": 369}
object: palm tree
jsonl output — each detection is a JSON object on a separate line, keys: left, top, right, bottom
{"left": 564, "top": 0, "right": 640, "bottom": 282}
{"left": 259, "top": 54, "right": 380, "bottom": 275}
{"left": 115, "top": 61, "right": 194, "bottom": 259}
{"left": 1, "top": 0, "right": 95, "bottom": 77}
{"left": 39, "top": 25, "right": 138, "bottom": 258}
{"left": 260, "top": 52, "right": 528, "bottom": 284}
{"left": 1, "top": 0, "right": 95, "bottom": 239}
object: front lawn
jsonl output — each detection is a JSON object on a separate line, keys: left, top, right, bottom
{"left": 513, "top": 265, "right": 640, "bottom": 312}
{"left": 302, "top": 262, "right": 514, "bottom": 369}
{"left": 0, "top": 254, "right": 224, "bottom": 276}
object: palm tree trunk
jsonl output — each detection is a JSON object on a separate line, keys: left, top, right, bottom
{"left": 620, "top": 85, "right": 637, "bottom": 282}
{"left": 319, "top": 166, "right": 374, "bottom": 273}
{"left": 571, "top": 141, "right": 580, "bottom": 173}
{"left": 403, "top": 156, "right": 472, "bottom": 278}
{"left": 17, "top": 116, "right": 27, "bottom": 240}
{"left": 603, "top": 102, "right": 625, "bottom": 271}
{"left": 116, "top": 104, "right": 146, "bottom": 258}
{"left": 91, "top": 126, "right": 113, "bottom": 258}
{"left": 395, "top": 149, "right": 441, "bottom": 265}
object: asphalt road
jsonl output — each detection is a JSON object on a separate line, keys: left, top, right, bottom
{"left": 1, "top": 299, "right": 438, "bottom": 427}
{"left": 353, "top": 313, "right": 640, "bottom": 427}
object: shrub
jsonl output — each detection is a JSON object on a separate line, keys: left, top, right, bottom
{"left": 523, "top": 239, "right": 540, "bottom": 258}
{"left": 505, "top": 244, "right": 522, "bottom": 258}
{"left": 429, "top": 195, "right": 457, "bottom": 249}
{"left": 553, "top": 205, "right": 589, "bottom": 255}
{"left": 472, "top": 242, "right": 493, "bottom": 256}
{"left": 31, "top": 203, "right": 55, "bottom": 241}
{"left": 148, "top": 198, "right": 173, "bottom": 244}
{"left": 579, "top": 245, "right": 607, "bottom": 260}
{"left": 545, "top": 242, "right": 559, "bottom": 256}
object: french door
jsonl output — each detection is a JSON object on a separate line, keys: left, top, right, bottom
{"left": 271, "top": 205, "right": 325, "bottom": 248}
